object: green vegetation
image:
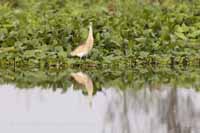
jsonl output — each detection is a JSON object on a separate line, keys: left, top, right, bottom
{"left": 0, "top": 0, "right": 200, "bottom": 67}
{"left": 0, "top": 66, "right": 200, "bottom": 93}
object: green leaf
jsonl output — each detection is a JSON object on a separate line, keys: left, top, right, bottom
{"left": 188, "top": 30, "right": 200, "bottom": 38}
{"left": 175, "top": 32, "right": 187, "bottom": 40}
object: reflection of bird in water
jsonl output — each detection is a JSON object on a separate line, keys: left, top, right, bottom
{"left": 70, "top": 72, "right": 93, "bottom": 106}
{"left": 149, "top": 84, "right": 161, "bottom": 91}
{"left": 25, "top": 90, "right": 31, "bottom": 112}
{"left": 70, "top": 22, "right": 94, "bottom": 59}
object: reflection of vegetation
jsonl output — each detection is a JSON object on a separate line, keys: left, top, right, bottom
{"left": 0, "top": 0, "right": 200, "bottom": 65}
{"left": 0, "top": 66, "right": 199, "bottom": 94}
{"left": 0, "top": 67, "right": 73, "bottom": 92}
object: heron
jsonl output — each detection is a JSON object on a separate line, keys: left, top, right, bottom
{"left": 70, "top": 22, "right": 94, "bottom": 59}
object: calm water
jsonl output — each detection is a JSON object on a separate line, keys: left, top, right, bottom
{"left": 0, "top": 67, "right": 200, "bottom": 133}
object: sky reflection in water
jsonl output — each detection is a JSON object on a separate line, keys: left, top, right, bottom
{"left": 0, "top": 68, "right": 200, "bottom": 133}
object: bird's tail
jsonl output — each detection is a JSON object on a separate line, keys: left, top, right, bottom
{"left": 70, "top": 51, "right": 75, "bottom": 56}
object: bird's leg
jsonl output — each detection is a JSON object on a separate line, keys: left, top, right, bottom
{"left": 85, "top": 55, "right": 88, "bottom": 61}
{"left": 79, "top": 57, "right": 82, "bottom": 68}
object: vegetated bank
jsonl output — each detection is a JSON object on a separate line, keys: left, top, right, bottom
{"left": 0, "top": 0, "right": 200, "bottom": 67}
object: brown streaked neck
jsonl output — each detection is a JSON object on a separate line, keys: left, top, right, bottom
{"left": 88, "top": 24, "right": 93, "bottom": 38}
{"left": 86, "top": 23, "right": 94, "bottom": 47}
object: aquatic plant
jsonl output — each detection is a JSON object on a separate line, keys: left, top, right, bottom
{"left": 0, "top": 0, "right": 200, "bottom": 66}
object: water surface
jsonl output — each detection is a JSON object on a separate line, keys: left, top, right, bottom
{"left": 0, "top": 67, "right": 200, "bottom": 133}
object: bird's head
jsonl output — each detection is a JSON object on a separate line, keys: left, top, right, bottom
{"left": 89, "top": 22, "right": 93, "bottom": 26}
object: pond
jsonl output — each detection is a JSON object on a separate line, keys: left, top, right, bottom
{"left": 0, "top": 66, "right": 200, "bottom": 133}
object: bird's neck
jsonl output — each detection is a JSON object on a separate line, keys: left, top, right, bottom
{"left": 86, "top": 25, "right": 93, "bottom": 47}
{"left": 88, "top": 25, "right": 93, "bottom": 38}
